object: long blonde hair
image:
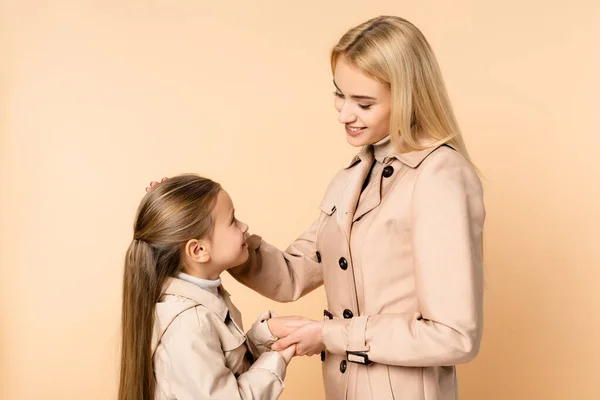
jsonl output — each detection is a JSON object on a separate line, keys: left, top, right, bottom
{"left": 331, "top": 16, "right": 471, "bottom": 161}
{"left": 118, "top": 175, "right": 221, "bottom": 400}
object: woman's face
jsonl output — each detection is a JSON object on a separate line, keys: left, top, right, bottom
{"left": 333, "top": 57, "right": 392, "bottom": 147}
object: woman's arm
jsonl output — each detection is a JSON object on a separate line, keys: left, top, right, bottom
{"left": 228, "top": 217, "right": 324, "bottom": 302}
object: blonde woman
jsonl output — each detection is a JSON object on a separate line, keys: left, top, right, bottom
{"left": 231, "top": 15, "right": 485, "bottom": 399}
{"left": 150, "top": 15, "right": 485, "bottom": 400}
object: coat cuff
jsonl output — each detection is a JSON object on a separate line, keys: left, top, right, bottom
{"left": 321, "top": 319, "right": 351, "bottom": 355}
{"left": 250, "top": 351, "right": 287, "bottom": 383}
{"left": 322, "top": 317, "right": 370, "bottom": 356}
{"left": 246, "top": 310, "right": 278, "bottom": 358}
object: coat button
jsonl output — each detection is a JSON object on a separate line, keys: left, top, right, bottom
{"left": 338, "top": 257, "right": 348, "bottom": 270}
{"left": 316, "top": 251, "right": 322, "bottom": 263}
{"left": 383, "top": 165, "right": 394, "bottom": 178}
{"left": 321, "top": 351, "right": 326, "bottom": 362}
{"left": 340, "top": 360, "right": 347, "bottom": 373}
{"left": 343, "top": 309, "right": 354, "bottom": 319}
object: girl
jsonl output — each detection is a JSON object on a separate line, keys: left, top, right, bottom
{"left": 119, "top": 174, "right": 300, "bottom": 400}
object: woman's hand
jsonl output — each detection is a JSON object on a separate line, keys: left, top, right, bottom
{"left": 145, "top": 177, "right": 168, "bottom": 192}
{"left": 267, "top": 316, "right": 313, "bottom": 339}
{"left": 271, "top": 321, "right": 325, "bottom": 356}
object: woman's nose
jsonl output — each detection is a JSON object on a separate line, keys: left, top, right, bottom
{"left": 338, "top": 103, "right": 356, "bottom": 124}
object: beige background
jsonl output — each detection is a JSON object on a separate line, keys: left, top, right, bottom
{"left": 1, "top": 1, "right": 599, "bottom": 399}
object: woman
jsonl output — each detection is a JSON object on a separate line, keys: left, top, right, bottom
{"left": 148, "top": 14, "right": 485, "bottom": 400}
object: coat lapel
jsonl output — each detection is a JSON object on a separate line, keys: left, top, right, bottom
{"left": 336, "top": 146, "right": 374, "bottom": 244}
{"left": 220, "top": 288, "right": 245, "bottom": 333}
{"left": 353, "top": 163, "right": 382, "bottom": 223}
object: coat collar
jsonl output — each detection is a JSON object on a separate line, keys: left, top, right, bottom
{"left": 151, "top": 277, "right": 240, "bottom": 358}
{"left": 161, "top": 277, "right": 232, "bottom": 322}
{"left": 345, "top": 136, "right": 451, "bottom": 169}
{"left": 345, "top": 145, "right": 372, "bottom": 169}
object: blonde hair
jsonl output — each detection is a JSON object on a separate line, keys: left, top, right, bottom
{"left": 118, "top": 174, "right": 221, "bottom": 400}
{"left": 331, "top": 16, "right": 471, "bottom": 161}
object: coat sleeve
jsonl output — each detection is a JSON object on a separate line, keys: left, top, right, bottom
{"left": 228, "top": 217, "right": 324, "bottom": 303}
{"left": 167, "top": 308, "right": 287, "bottom": 400}
{"left": 322, "top": 151, "right": 486, "bottom": 367}
{"left": 245, "top": 310, "right": 278, "bottom": 359}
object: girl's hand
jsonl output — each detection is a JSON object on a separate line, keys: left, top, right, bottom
{"left": 277, "top": 344, "right": 297, "bottom": 365}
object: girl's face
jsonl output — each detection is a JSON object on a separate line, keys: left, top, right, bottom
{"left": 207, "top": 190, "right": 249, "bottom": 272}
{"left": 333, "top": 57, "right": 392, "bottom": 147}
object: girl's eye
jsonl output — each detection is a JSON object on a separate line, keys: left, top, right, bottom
{"left": 333, "top": 91, "right": 344, "bottom": 98}
{"left": 358, "top": 104, "right": 372, "bottom": 110}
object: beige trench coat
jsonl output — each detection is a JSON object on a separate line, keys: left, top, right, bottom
{"left": 151, "top": 277, "right": 287, "bottom": 399}
{"left": 230, "top": 138, "right": 485, "bottom": 400}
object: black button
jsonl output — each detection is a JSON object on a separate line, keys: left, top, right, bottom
{"left": 324, "top": 309, "right": 333, "bottom": 320}
{"left": 340, "top": 360, "right": 347, "bottom": 373}
{"left": 343, "top": 309, "right": 354, "bottom": 319}
{"left": 316, "top": 251, "right": 322, "bottom": 263}
{"left": 338, "top": 257, "right": 348, "bottom": 270}
{"left": 383, "top": 165, "right": 394, "bottom": 178}
{"left": 321, "top": 351, "right": 326, "bottom": 362}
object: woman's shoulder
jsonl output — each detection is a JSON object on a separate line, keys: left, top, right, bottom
{"left": 420, "top": 145, "right": 472, "bottom": 168}
{"left": 417, "top": 145, "right": 481, "bottom": 185}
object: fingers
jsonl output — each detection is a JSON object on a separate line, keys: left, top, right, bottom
{"left": 291, "top": 317, "right": 314, "bottom": 327}
{"left": 271, "top": 333, "right": 297, "bottom": 351}
{"left": 295, "top": 343, "right": 323, "bottom": 357}
{"left": 145, "top": 177, "right": 169, "bottom": 193}
{"left": 277, "top": 344, "right": 297, "bottom": 364}
{"left": 145, "top": 181, "right": 159, "bottom": 192}
{"left": 276, "top": 317, "right": 315, "bottom": 338}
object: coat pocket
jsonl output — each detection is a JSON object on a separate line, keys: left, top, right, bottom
{"left": 315, "top": 190, "right": 338, "bottom": 263}
{"left": 387, "top": 365, "right": 425, "bottom": 400}
{"left": 319, "top": 199, "right": 337, "bottom": 216}
{"left": 222, "top": 330, "right": 250, "bottom": 376}
{"left": 364, "top": 364, "right": 395, "bottom": 400}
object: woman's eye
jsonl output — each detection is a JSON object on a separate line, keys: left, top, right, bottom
{"left": 358, "top": 104, "right": 372, "bottom": 110}
{"left": 333, "top": 91, "right": 344, "bottom": 98}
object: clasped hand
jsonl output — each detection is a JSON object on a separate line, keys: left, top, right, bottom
{"left": 267, "top": 316, "right": 325, "bottom": 357}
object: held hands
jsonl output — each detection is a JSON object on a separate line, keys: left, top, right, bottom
{"left": 267, "top": 316, "right": 312, "bottom": 339}
{"left": 267, "top": 316, "right": 309, "bottom": 363}
{"left": 269, "top": 317, "right": 325, "bottom": 357}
